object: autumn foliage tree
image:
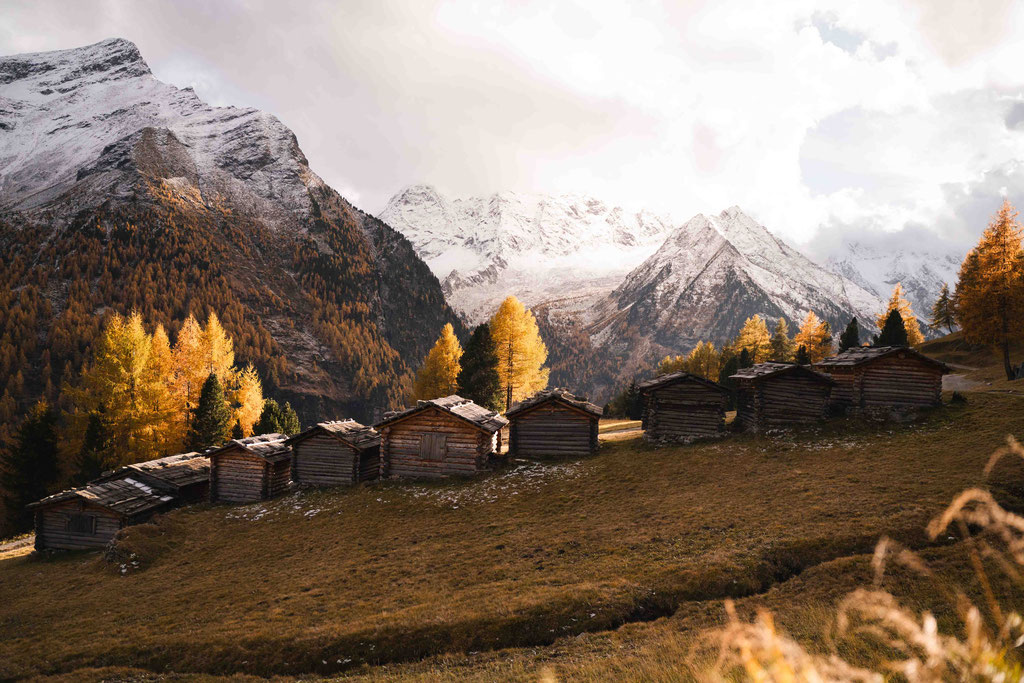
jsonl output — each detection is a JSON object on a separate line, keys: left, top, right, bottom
{"left": 955, "top": 199, "right": 1024, "bottom": 379}
{"left": 489, "top": 296, "right": 549, "bottom": 410}
{"left": 877, "top": 283, "right": 924, "bottom": 346}
{"left": 412, "top": 323, "right": 463, "bottom": 401}
{"left": 735, "top": 315, "right": 772, "bottom": 363}
{"left": 793, "top": 311, "right": 833, "bottom": 363}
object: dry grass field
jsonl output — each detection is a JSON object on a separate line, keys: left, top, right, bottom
{"left": 2, "top": 336, "right": 1023, "bottom": 681}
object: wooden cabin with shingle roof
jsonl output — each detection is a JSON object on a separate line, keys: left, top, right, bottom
{"left": 731, "top": 363, "right": 834, "bottom": 432}
{"left": 375, "top": 395, "right": 508, "bottom": 479}
{"left": 637, "top": 372, "right": 731, "bottom": 442}
{"left": 93, "top": 452, "right": 210, "bottom": 503}
{"left": 287, "top": 420, "right": 381, "bottom": 486}
{"left": 208, "top": 434, "right": 292, "bottom": 503}
{"left": 816, "top": 346, "right": 949, "bottom": 414}
{"left": 506, "top": 389, "right": 602, "bottom": 458}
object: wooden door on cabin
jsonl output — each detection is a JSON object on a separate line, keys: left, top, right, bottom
{"left": 418, "top": 433, "right": 448, "bottom": 461}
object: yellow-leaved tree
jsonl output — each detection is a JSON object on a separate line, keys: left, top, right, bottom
{"left": 412, "top": 323, "right": 463, "bottom": 400}
{"left": 203, "top": 311, "right": 235, "bottom": 379}
{"left": 172, "top": 314, "right": 207, "bottom": 431}
{"left": 230, "top": 364, "right": 264, "bottom": 436}
{"left": 658, "top": 354, "right": 687, "bottom": 375}
{"left": 146, "top": 324, "right": 182, "bottom": 454}
{"left": 734, "top": 315, "right": 771, "bottom": 363}
{"left": 489, "top": 296, "right": 549, "bottom": 410}
{"left": 793, "top": 311, "right": 834, "bottom": 363}
{"left": 877, "top": 283, "right": 925, "bottom": 346}
{"left": 686, "top": 341, "right": 721, "bottom": 380}
{"left": 955, "top": 199, "right": 1024, "bottom": 380}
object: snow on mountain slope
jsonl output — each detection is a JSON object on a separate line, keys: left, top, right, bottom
{"left": 379, "top": 185, "right": 675, "bottom": 322}
{"left": 588, "top": 207, "right": 886, "bottom": 367}
{"left": 824, "top": 242, "right": 963, "bottom": 325}
{"left": 0, "top": 37, "right": 320, "bottom": 226}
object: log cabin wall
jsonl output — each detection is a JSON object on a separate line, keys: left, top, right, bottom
{"left": 266, "top": 459, "right": 291, "bottom": 498}
{"left": 382, "top": 408, "right": 492, "bottom": 479}
{"left": 34, "top": 500, "right": 123, "bottom": 550}
{"left": 211, "top": 449, "right": 269, "bottom": 503}
{"left": 509, "top": 402, "right": 596, "bottom": 458}
{"left": 358, "top": 446, "right": 381, "bottom": 482}
{"left": 292, "top": 434, "right": 359, "bottom": 486}
{"left": 643, "top": 382, "right": 727, "bottom": 442}
{"left": 860, "top": 355, "right": 943, "bottom": 408}
{"left": 756, "top": 374, "right": 831, "bottom": 429}
{"left": 825, "top": 367, "right": 858, "bottom": 409}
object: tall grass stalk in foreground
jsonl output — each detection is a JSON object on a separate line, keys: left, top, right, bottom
{"left": 705, "top": 436, "right": 1024, "bottom": 682}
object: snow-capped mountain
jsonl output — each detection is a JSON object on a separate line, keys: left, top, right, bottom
{"left": 587, "top": 207, "right": 886, "bottom": 374}
{"left": 824, "top": 242, "right": 962, "bottom": 325}
{"left": 379, "top": 185, "right": 675, "bottom": 322}
{"left": 0, "top": 38, "right": 461, "bottom": 422}
{"left": 0, "top": 38, "right": 322, "bottom": 227}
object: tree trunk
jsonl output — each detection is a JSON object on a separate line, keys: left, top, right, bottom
{"left": 1003, "top": 337, "right": 1014, "bottom": 381}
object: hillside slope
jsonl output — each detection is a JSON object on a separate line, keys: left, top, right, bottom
{"left": 0, "top": 388, "right": 1020, "bottom": 679}
{"left": 0, "top": 39, "right": 462, "bottom": 424}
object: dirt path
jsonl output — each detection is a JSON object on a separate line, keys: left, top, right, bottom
{"left": 943, "top": 373, "right": 982, "bottom": 392}
{"left": 0, "top": 535, "right": 33, "bottom": 560}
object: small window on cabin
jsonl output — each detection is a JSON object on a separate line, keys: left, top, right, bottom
{"left": 418, "top": 433, "right": 447, "bottom": 461}
{"left": 67, "top": 514, "right": 96, "bottom": 535}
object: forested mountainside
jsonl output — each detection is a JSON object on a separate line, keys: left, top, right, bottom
{"left": 0, "top": 39, "right": 462, "bottom": 432}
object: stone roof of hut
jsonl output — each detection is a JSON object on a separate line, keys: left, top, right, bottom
{"left": 287, "top": 419, "right": 381, "bottom": 450}
{"left": 27, "top": 476, "right": 175, "bottom": 516}
{"left": 208, "top": 433, "right": 291, "bottom": 463}
{"left": 94, "top": 452, "right": 209, "bottom": 490}
{"left": 731, "top": 362, "right": 834, "bottom": 384}
{"left": 506, "top": 389, "right": 603, "bottom": 418}
{"left": 637, "top": 371, "right": 730, "bottom": 394}
{"left": 376, "top": 395, "right": 508, "bottom": 433}
{"left": 817, "top": 346, "right": 950, "bottom": 372}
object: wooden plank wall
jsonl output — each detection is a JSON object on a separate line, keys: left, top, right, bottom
{"left": 266, "top": 460, "right": 291, "bottom": 498}
{"left": 292, "top": 434, "right": 357, "bottom": 486}
{"left": 34, "top": 500, "right": 122, "bottom": 550}
{"left": 758, "top": 375, "right": 830, "bottom": 428}
{"left": 383, "top": 409, "right": 490, "bottom": 479}
{"left": 511, "top": 404, "right": 594, "bottom": 458}
{"left": 358, "top": 446, "right": 381, "bottom": 482}
{"left": 644, "top": 383, "right": 726, "bottom": 441}
{"left": 211, "top": 450, "right": 267, "bottom": 503}
{"left": 861, "top": 356, "right": 942, "bottom": 408}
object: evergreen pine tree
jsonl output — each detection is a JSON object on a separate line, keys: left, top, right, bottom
{"left": 795, "top": 345, "right": 811, "bottom": 365}
{"left": 738, "top": 348, "right": 753, "bottom": 369}
{"left": 1, "top": 402, "right": 60, "bottom": 533}
{"left": 839, "top": 318, "right": 861, "bottom": 352}
{"left": 455, "top": 324, "right": 503, "bottom": 411}
{"left": 768, "top": 318, "right": 795, "bottom": 362}
{"left": 718, "top": 354, "right": 741, "bottom": 410}
{"left": 877, "top": 283, "right": 925, "bottom": 346}
{"left": 930, "top": 283, "right": 956, "bottom": 335}
{"left": 624, "top": 380, "right": 643, "bottom": 420}
{"left": 253, "top": 399, "right": 301, "bottom": 436}
{"left": 231, "top": 420, "right": 244, "bottom": 440}
{"left": 187, "top": 373, "right": 232, "bottom": 451}
{"left": 76, "top": 410, "right": 114, "bottom": 484}
{"left": 877, "top": 309, "right": 910, "bottom": 347}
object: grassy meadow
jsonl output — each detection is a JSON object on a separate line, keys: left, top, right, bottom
{"left": 2, "top": 336, "right": 1023, "bottom": 680}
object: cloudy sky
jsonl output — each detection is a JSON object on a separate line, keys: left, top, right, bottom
{"left": 2, "top": 0, "right": 1023, "bottom": 254}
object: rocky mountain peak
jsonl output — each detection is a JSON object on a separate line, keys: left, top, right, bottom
{"left": 0, "top": 37, "right": 150, "bottom": 93}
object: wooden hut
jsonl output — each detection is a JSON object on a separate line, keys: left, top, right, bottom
{"left": 506, "top": 389, "right": 602, "bottom": 458}
{"left": 93, "top": 452, "right": 210, "bottom": 503}
{"left": 637, "top": 372, "right": 730, "bottom": 442}
{"left": 816, "top": 346, "right": 950, "bottom": 414}
{"left": 376, "top": 395, "right": 508, "bottom": 479}
{"left": 731, "top": 363, "right": 834, "bottom": 432}
{"left": 208, "top": 434, "right": 292, "bottom": 503}
{"left": 26, "top": 451, "right": 210, "bottom": 551}
{"left": 287, "top": 420, "right": 381, "bottom": 486}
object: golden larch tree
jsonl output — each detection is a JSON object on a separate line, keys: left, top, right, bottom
{"left": 955, "top": 199, "right": 1024, "bottom": 379}
{"left": 793, "top": 311, "right": 834, "bottom": 363}
{"left": 658, "top": 354, "right": 687, "bottom": 375}
{"left": 489, "top": 296, "right": 550, "bottom": 410}
{"left": 204, "top": 311, "right": 235, "bottom": 380}
{"left": 172, "top": 314, "right": 207, "bottom": 428}
{"left": 735, "top": 315, "right": 771, "bottom": 363}
{"left": 145, "top": 323, "right": 182, "bottom": 454}
{"left": 231, "top": 363, "right": 264, "bottom": 436}
{"left": 412, "top": 323, "right": 463, "bottom": 400}
{"left": 686, "top": 341, "right": 721, "bottom": 380}
{"left": 876, "top": 283, "right": 924, "bottom": 346}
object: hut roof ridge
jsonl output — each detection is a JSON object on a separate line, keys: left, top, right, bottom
{"left": 506, "top": 388, "right": 603, "bottom": 417}
{"left": 376, "top": 394, "right": 508, "bottom": 433}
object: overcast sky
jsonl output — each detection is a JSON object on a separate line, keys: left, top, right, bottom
{"left": 3, "top": 0, "right": 1024, "bottom": 254}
